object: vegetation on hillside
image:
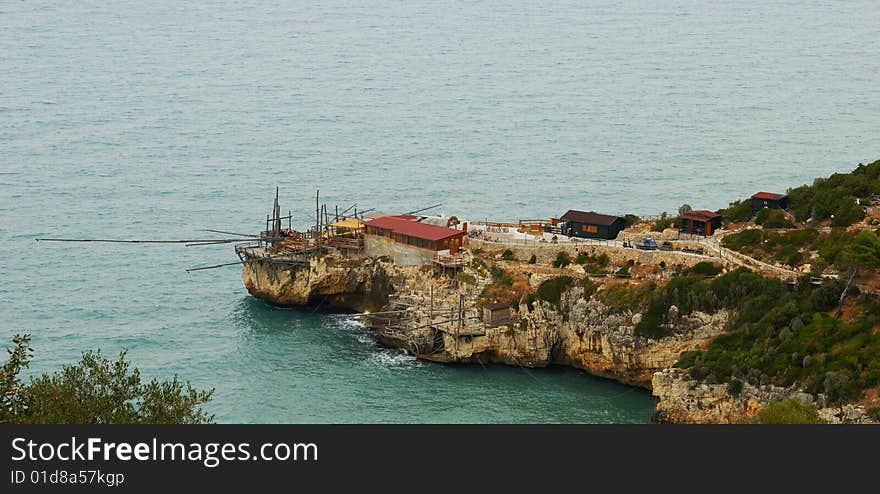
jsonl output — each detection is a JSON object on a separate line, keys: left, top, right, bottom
{"left": 755, "top": 208, "right": 794, "bottom": 229}
{"left": 1, "top": 335, "right": 214, "bottom": 424}
{"left": 721, "top": 227, "right": 880, "bottom": 271}
{"left": 524, "top": 276, "right": 598, "bottom": 311}
{"left": 479, "top": 265, "right": 531, "bottom": 308}
{"left": 718, "top": 199, "right": 753, "bottom": 223}
{"left": 752, "top": 398, "right": 826, "bottom": 424}
{"left": 787, "top": 159, "right": 879, "bottom": 226}
{"left": 719, "top": 159, "right": 880, "bottom": 226}
{"left": 653, "top": 267, "right": 880, "bottom": 404}
{"left": 575, "top": 251, "right": 611, "bottom": 274}
{"left": 652, "top": 212, "right": 677, "bottom": 232}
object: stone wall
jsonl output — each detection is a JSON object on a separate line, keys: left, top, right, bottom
{"left": 467, "top": 237, "right": 726, "bottom": 271}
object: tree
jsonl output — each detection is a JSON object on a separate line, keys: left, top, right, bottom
{"left": 0, "top": 334, "right": 32, "bottom": 420}
{"left": 0, "top": 335, "right": 214, "bottom": 424}
{"left": 678, "top": 204, "right": 693, "bottom": 217}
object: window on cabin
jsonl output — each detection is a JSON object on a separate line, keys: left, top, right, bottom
{"left": 582, "top": 225, "right": 598, "bottom": 233}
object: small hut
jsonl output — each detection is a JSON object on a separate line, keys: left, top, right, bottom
{"left": 679, "top": 210, "right": 722, "bottom": 236}
{"left": 559, "top": 210, "right": 625, "bottom": 240}
{"left": 482, "top": 302, "right": 513, "bottom": 327}
{"left": 751, "top": 192, "right": 788, "bottom": 214}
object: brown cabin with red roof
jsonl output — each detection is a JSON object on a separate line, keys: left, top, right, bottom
{"left": 559, "top": 210, "right": 625, "bottom": 240}
{"left": 751, "top": 192, "right": 788, "bottom": 214}
{"left": 679, "top": 210, "right": 722, "bottom": 236}
{"left": 363, "top": 215, "right": 466, "bottom": 265}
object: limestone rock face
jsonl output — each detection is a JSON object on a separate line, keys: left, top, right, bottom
{"left": 376, "top": 284, "right": 728, "bottom": 389}
{"left": 242, "top": 255, "right": 393, "bottom": 313}
{"left": 651, "top": 368, "right": 876, "bottom": 424}
{"left": 529, "top": 293, "right": 727, "bottom": 388}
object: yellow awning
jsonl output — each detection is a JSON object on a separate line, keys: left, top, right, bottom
{"left": 329, "top": 218, "right": 364, "bottom": 229}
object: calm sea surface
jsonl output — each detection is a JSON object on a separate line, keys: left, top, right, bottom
{"left": 2, "top": 1, "right": 878, "bottom": 422}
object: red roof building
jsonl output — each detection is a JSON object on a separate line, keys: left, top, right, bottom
{"left": 751, "top": 192, "right": 788, "bottom": 213}
{"left": 679, "top": 210, "right": 722, "bottom": 236}
{"left": 364, "top": 215, "right": 466, "bottom": 255}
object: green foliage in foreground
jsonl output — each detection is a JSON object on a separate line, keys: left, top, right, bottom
{"left": 1, "top": 335, "right": 214, "bottom": 424}
{"left": 753, "top": 398, "right": 826, "bottom": 424}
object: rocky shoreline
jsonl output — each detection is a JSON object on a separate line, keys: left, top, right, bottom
{"left": 241, "top": 251, "right": 874, "bottom": 424}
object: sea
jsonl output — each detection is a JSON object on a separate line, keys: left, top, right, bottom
{"left": 1, "top": 0, "right": 878, "bottom": 423}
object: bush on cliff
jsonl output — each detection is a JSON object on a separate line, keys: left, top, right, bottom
{"left": 652, "top": 213, "right": 676, "bottom": 232}
{"left": 1, "top": 335, "right": 214, "bottom": 424}
{"left": 753, "top": 398, "right": 825, "bottom": 424}
{"left": 553, "top": 251, "right": 571, "bottom": 268}
{"left": 719, "top": 199, "right": 753, "bottom": 223}
{"left": 755, "top": 208, "right": 794, "bottom": 229}
{"left": 524, "top": 276, "right": 598, "bottom": 311}
{"left": 683, "top": 262, "right": 723, "bottom": 277}
{"left": 727, "top": 379, "right": 743, "bottom": 397}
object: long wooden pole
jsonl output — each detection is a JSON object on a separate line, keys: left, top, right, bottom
{"left": 315, "top": 189, "right": 320, "bottom": 247}
{"left": 36, "top": 238, "right": 250, "bottom": 244}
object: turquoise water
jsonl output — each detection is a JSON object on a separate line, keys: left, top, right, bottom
{"left": 2, "top": 1, "right": 878, "bottom": 423}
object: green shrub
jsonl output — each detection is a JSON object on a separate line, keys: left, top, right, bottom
{"left": 501, "top": 249, "right": 515, "bottom": 261}
{"left": 652, "top": 214, "right": 677, "bottom": 232}
{"left": 525, "top": 276, "right": 573, "bottom": 310}
{"left": 756, "top": 208, "right": 794, "bottom": 228}
{"left": 684, "top": 262, "right": 723, "bottom": 277}
{"left": 624, "top": 214, "right": 641, "bottom": 228}
{"left": 754, "top": 398, "right": 825, "bottom": 424}
{"left": 457, "top": 272, "right": 476, "bottom": 285}
{"left": 727, "top": 379, "right": 744, "bottom": 397}
{"left": 811, "top": 280, "right": 844, "bottom": 312}
{"left": 552, "top": 251, "right": 571, "bottom": 268}
{"left": 528, "top": 254, "right": 537, "bottom": 264}
{"left": 719, "top": 200, "right": 753, "bottom": 223}
{"left": 489, "top": 266, "right": 513, "bottom": 287}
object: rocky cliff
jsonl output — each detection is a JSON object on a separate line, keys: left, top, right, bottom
{"left": 242, "top": 254, "right": 393, "bottom": 313}
{"left": 652, "top": 368, "right": 875, "bottom": 424}
{"left": 373, "top": 281, "right": 728, "bottom": 389}
{"left": 240, "top": 252, "right": 874, "bottom": 423}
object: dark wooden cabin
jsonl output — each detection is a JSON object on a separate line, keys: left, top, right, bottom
{"left": 679, "top": 210, "right": 722, "bottom": 236}
{"left": 560, "top": 210, "right": 625, "bottom": 240}
{"left": 751, "top": 192, "right": 788, "bottom": 214}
